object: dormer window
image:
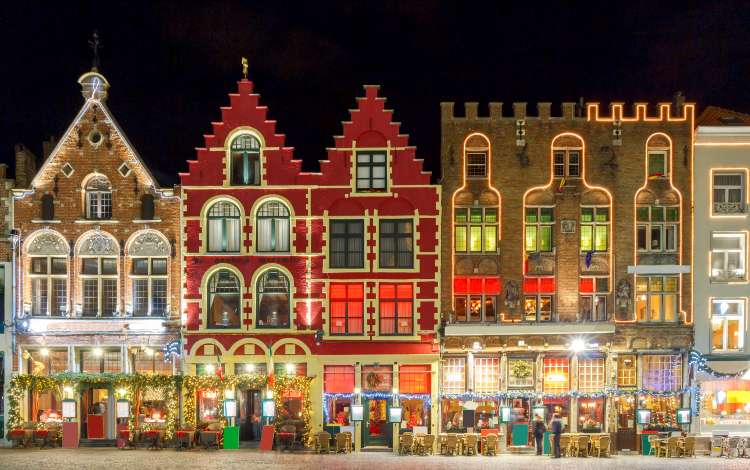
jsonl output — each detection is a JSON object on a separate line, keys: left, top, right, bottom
{"left": 230, "top": 134, "right": 261, "bottom": 185}
{"left": 356, "top": 151, "right": 387, "bottom": 192}
{"left": 553, "top": 149, "right": 581, "bottom": 178}
{"left": 85, "top": 175, "right": 112, "bottom": 220}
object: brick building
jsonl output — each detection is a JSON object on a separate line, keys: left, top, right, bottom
{"left": 439, "top": 100, "right": 694, "bottom": 450}
{"left": 181, "top": 77, "right": 439, "bottom": 450}
{"left": 10, "top": 70, "right": 181, "bottom": 440}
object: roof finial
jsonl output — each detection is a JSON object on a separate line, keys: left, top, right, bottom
{"left": 89, "top": 30, "right": 102, "bottom": 71}
{"left": 241, "top": 57, "right": 249, "bottom": 80}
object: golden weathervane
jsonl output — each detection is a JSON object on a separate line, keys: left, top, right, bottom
{"left": 241, "top": 57, "right": 249, "bottom": 79}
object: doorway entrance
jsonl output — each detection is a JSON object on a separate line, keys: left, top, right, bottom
{"left": 362, "top": 398, "right": 391, "bottom": 447}
{"left": 81, "top": 387, "right": 110, "bottom": 439}
{"left": 616, "top": 396, "right": 636, "bottom": 451}
{"left": 239, "top": 389, "right": 262, "bottom": 442}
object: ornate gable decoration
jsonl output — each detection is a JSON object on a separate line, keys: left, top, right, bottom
{"left": 78, "top": 232, "right": 118, "bottom": 256}
{"left": 26, "top": 230, "right": 69, "bottom": 256}
{"left": 129, "top": 232, "right": 170, "bottom": 257}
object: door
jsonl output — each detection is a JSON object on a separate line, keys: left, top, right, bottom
{"left": 82, "top": 388, "right": 109, "bottom": 439}
{"left": 362, "top": 398, "right": 391, "bottom": 447}
{"left": 616, "top": 397, "right": 636, "bottom": 451}
{"left": 239, "top": 390, "right": 261, "bottom": 441}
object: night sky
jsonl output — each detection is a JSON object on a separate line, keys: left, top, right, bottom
{"left": 2, "top": 1, "right": 750, "bottom": 185}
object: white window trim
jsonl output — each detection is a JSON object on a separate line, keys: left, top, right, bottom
{"left": 80, "top": 256, "right": 119, "bottom": 317}
{"left": 636, "top": 205, "right": 679, "bottom": 253}
{"left": 29, "top": 256, "right": 68, "bottom": 316}
{"left": 710, "top": 299, "right": 746, "bottom": 352}
{"left": 710, "top": 232, "right": 747, "bottom": 282}
{"left": 130, "top": 257, "right": 168, "bottom": 316}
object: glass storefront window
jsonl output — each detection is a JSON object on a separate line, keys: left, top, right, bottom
{"left": 198, "top": 389, "right": 220, "bottom": 421}
{"left": 699, "top": 379, "right": 750, "bottom": 433}
{"left": 543, "top": 357, "right": 569, "bottom": 393}
{"left": 578, "top": 398, "right": 605, "bottom": 432}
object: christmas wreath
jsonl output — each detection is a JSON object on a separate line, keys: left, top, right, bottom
{"left": 510, "top": 361, "right": 532, "bottom": 379}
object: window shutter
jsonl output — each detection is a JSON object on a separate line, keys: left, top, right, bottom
{"left": 141, "top": 194, "right": 155, "bottom": 220}
{"left": 41, "top": 194, "right": 54, "bottom": 220}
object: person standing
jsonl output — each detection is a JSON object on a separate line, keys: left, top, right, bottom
{"left": 550, "top": 413, "right": 563, "bottom": 458}
{"left": 533, "top": 414, "right": 546, "bottom": 455}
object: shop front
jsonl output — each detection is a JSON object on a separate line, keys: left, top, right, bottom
{"left": 361, "top": 365, "right": 393, "bottom": 448}
{"left": 698, "top": 377, "right": 750, "bottom": 434}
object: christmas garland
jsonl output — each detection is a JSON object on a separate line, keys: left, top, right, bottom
{"left": 510, "top": 361, "right": 533, "bottom": 380}
{"left": 182, "top": 373, "right": 268, "bottom": 428}
{"left": 273, "top": 375, "right": 313, "bottom": 447}
{"left": 439, "top": 387, "right": 696, "bottom": 401}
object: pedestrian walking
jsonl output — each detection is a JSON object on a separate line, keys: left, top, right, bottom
{"left": 533, "top": 414, "right": 546, "bottom": 455}
{"left": 550, "top": 413, "right": 563, "bottom": 458}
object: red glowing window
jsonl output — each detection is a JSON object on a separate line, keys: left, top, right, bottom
{"left": 324, "top": 365, "right": 355, "bottom": 393}
{"left": 454, "top": 277, "right": 502, "bottom": 295}
{"left": 399, "top": 365, "right": 431, "bottom": 394}
{"left": 330, "top": 283, "right": 364, "bottom": 335}
{"left": 379, "top": 283, "right": 413, "bottom": 336}
{"left": 579, "top": 278, "right": 594, "bottom": 293}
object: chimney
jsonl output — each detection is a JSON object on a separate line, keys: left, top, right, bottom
{"left": 14, "top": 144, "right": 38, "bottom": 188}
{"left": 0, "top": 163, "right": 7, "bottom": 179}
{"left": 672, "top": 91, "right": 685, "bottom": 115}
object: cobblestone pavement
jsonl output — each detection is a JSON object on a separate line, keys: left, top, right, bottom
{"left": 1, "top": 449, "right": 749, "bottom": 470}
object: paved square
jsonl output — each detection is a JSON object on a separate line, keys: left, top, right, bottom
{"left": 0, "top": 449, "right": 748, "bottom": 469}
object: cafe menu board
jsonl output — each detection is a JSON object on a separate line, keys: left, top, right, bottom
{"left": 676, "top": 408, "right": 692, "bottom": 424}
{"left": 500, "top": 406, "right": 512, "bottom": 423}
{"left": 636, "top": 409, "right": 652, "bottom": 425}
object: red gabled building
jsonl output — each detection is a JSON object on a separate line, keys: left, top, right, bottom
{"left": 181, "top": 77, "right": 439, "bottom": 450}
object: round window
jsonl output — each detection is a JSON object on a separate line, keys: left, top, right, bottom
{"left": 88, "top": 130, "right": 102, "bottom": 146}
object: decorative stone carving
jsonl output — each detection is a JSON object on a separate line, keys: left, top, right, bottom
{"left": 580, "top": 253, "right": 609, "bottom": 273}
{"left": 27, "top": 231, "right": 68, "bottom": 256}
{"left": 129, "top": 231, "right": 170, "bottom": 257}
{"left": 527, "top": 252, "right": 555, "bottom": 275}
{"left": 615, "top": 278, "right": 632, "bottom": 314}
{"left": 78, "top": 232, "right": 118, "bottom": 256}
{"left": 504, "top": 280, "right": 520, "bottom": 308}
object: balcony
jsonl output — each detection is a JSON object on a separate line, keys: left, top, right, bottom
{"left": 713, "top": 202, "right": 746, "bottom": 215}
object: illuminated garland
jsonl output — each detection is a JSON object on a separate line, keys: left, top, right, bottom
{"left": 7, "top": 373, "right": 180, "bottom": 438}
{"left": 322, "top": 392, "right": 432, "bottom": 423}
{"left": 688, "top": 349, "right": 749, "bottom": 379}
{"left": 182, "top": 374, "right": 268, "bottom": 428}
{"left": 273, "top": 375, "right": 313, "bottom": 446}
{"left": 439, "top": 387, "right": 695, "bottom": 401}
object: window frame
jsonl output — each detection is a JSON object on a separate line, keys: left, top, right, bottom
{"left": 579, "top": 276, "right": 609, "bottom": 322}
{"left": 207, "top": 269, "right": 242, "bottom": 329}
{"left": 553, "top": 149, "right": 581, "bottom": 178}
{"left": 580, "top": 206, "right": 610, "bottom": 252}
{"left": 710, "top": 232, "right": 747, "bottom": 282}
{"left": 355, "top": 151, "right": 388, "bottom": 192}
{"left": 466, "top": 152, "right": 487, "bottom": 178}
{"left": 378, "top": 283, "right": 413, "bottom": 336}
{"left": 525, "top": 206, "right": 554, "bottom": 253}
{"left": 329, "top": 282, "right": 365, "bottom": 336}
{"left": 453, "top": 294, "right": 497, "bottom": 323}
{"left": 29, "top": 256, "right": 68, "bottom": 317}
{"left": 712, "top": 171, "right": 746, "bottom": 214}
{"left": 80, "top": 256, "right": 118, "bottom": 317}
{"left": 130, "top": 257, "right": 168, "bottom": 317}
{"left": 206, "top": 201, "right": 242, "bottom": 253}
{"left": 710, "top": 299, "right": 745, "bottom": 352}
{"left": 378, "top": 219, "right": 414, "bottom": 269}
{"left": 577, "top": 357, "right": 605, "bottom": 393}
{"left": 636, "top": 205, "right": 679, "bottom": 253}
{"left": 473, "top": 357, "right": 501, "bottom": 393}
{"left": 523, "top": 294, "right": 554, "bottom": 322}
{"left": 229, "top": 134, "right": 261, "bottom": 186}
{"left": 454, "top": 207, "right": 498, "bottom": 253}
{"left": 255, "top": 200, "right": 291, "bottom": 253}
{"left": 85, "top": 188, "right": 112, "bottom": 220}
{"left": 635, "top": 275, "right": 679, "bottom": 323}
{"left": 329, "top": 220, "right": 365, "bottom": 269}
{"left": 256, "top": 269, "right": 291, "bottom": 329}
{"left": 441, "top": 357, "right": 466, "bottom": 394}
{"left": 647, "top": 150, "right": 669, "bottom": 178}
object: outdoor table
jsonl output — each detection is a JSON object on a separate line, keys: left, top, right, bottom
{"left": 275, "top": 431, "right": 297, "bottom": 451}
{"left": 200, "top": 430, "right": 222, "bottom": 450}
{"left": 143, "top": 430, "right": 164, "bottom": 450}
{"left": 117, "top": 429, "right": 135, "bottom": 449}
{"left": 176, "top": 430, "right": 194, "bottom": 450}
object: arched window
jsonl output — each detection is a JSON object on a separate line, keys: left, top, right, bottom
{"left": 27, "top": 231, "right": 69, "bottom": 317}
{"left": 85, "top": 175, "right": 112, "bottom": 220}
{"left": 206, "top": 201, "right": 241, "bottom": 253}
{"left": 207, "top": 270, "right": 241, "bottom": 328}
{"left": 256, "top": 269, "right": 290, "bottom": 328}
{"left": 255, "top": 201, "right": 290, "bottom": 252}
{"left": 230, "top": 134, "right": 261, "bottom": 185}
{"left": 78, "top": 232, "right": 119, "bottom": 317}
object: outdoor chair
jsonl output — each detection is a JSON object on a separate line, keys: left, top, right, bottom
{"left": 316, "top": 431, "right": 331, "bottom": 453}
{"left": 419, "top": 434, "right": 435, "bottom": 455}
{"left": 443, "top": 434, "right": 458, "bottom": 456}
{"left": 571, "top": 435, "right": 590, "bottom": 457}
{"left": 334, "top": 432, "right": 349, "bottom": 453}
{"left": 559, "top": 435, "right": 571, "bottom": 457}
{"left": 710, "top": 436, "right": 725, "bottom": 457}
{"left": 666, "top": 437, "right": 682, "bottom": 457}
{"left": 483, "top": 433, "right": 498, "bottom": 456}
{"left": 647, "top": 435, "right": 659, "bottom": 456}
{"left": 679, "top": 436, "right": 696, "bottom": 458}
{"left": 724, "top": 437, "right": 741, "bottom": 458}
{"left": 738, "top": 437, "right": 749, "bottom": 458}
{"left": 199, "top": 422, "right": 222, "bottom": 450}
{"left": 399, "top": 432, "right": 413, "bottom": 455}
{"left": 464, "top": 434, "right": 478, "bottom": 456}
{"left": 276, "top": 424, "right": 298, "bottom": 451}
{"left": 591, "top": 435, "right": 610, "bottom": 457}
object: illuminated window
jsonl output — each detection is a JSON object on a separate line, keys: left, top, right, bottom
{"left": 524, "top": 295, "right": 553, "bottom": 322}
{"left": 379, "top": 220, "right": 413, "bottom": 268}
{"left": 255, "top": 201, "right": 290, "bottom": 253}
{"left": 617, "top": 355, "right": 637, "bottom": 387}
{"left": 81, "top": 349, "right": 121, "bottom": 373}
{"left": 441, "top": 358, "right": 465, "bottom": 394}
{"left": 453, "top": 277, "right": 500, "bottom": 323}
{"left": 713, "top": 172, "right": 745, "bottom": 214}
{"left": 26, "top": 349, "right": 68, "bottom": 375}
{"left": 454, "top": 207, "right": 497, "bottom": 253}
{"left": 30, "top": 257, "right": 67, "bottom": 316}
{"left": 206, "top": 201, "right": 241, "bottom": 253}
{"left": 256, "top": 269, "right": 291, "bottom": 328}
{"left": 580, "top": 207, "right": 609, "bottom": 252}
{"left": 578, "top": 358, "right": 605, "bottom": 392}
{"left": 356, "top": 151, "right": 387, "bottom": 192}
{"left": 553, "top": 149, "right": 581, "bottom": 178}
{"left": 379, "top": 283, "right": 413, "bottom": 335}
{"left": 81, "top": 257, "right": 118, "bottom": 317}
{"left": 230, "top": 134, "right": 261, "bottom": 185}
{"left": 466, "top": 152, "right": 487, "bottom": 178}
{"left": 85, "top": 175, "right": 112, "bottom": 220}
{"left": 207, "top": 270, "right": 241, "bottom": 329}
{"left": 711, "top": 299, "right": 745, "bottom": 352}
{"left": 710, "top": 232, "right": 746, "bottom": 282}
{"left": 133, "top": 349, "right": 172, "bottom": 375}
{"left": 329, "top": 283, "right": 364, "bottom": 335}
{"left": 647, "top": 151, "right": 668, "bottom": 178}
{"left": 525, "top": 207, "right": 554, "bottom": 252}
{"left": 329, "top": 220, "right": 364, "bottom": 268}
{"left": 131, "top": 258, "right": 168, "bottom": 316}
{"left": 636, "top": 205, "right": 679, "bottom": 252}
{"left": 579, "top": 277, "right": 608, "bottom": 322}
{"left": 635, "top": 275, "right": 678, "bottom": 323}
{"left": 473, "top": 357, "right": 500, "bottom": 393}
{"left": 543, "top": 357, "right": 569, "bottom": 393}
{"left": 399, "top": 365, "right": 431, "bottom": 394}
{"left": 642, "top": 355, "right": 682, "bottom": 392}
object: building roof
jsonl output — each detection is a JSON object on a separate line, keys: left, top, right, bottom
{"left": 697, "top": 105, "right": 750, "bottom": 126}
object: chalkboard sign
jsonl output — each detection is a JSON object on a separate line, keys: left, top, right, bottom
{"left": 463, "top": 409, "right": 475, "bottom": 428}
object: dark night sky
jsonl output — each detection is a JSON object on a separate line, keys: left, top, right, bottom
{"left": 2, "top": 1, "right": 750, "bottom": 185}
